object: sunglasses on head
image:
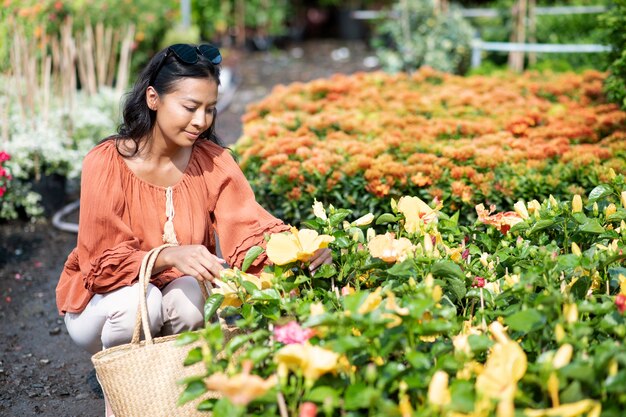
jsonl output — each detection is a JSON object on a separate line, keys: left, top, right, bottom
{"left": 149, "top": 43, "right": 222, "bottom": 86}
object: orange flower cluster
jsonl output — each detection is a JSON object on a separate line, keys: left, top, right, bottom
{"left": 236, "top": 68, "right": 626, "bottom": 216}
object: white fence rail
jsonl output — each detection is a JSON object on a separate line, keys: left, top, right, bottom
{"left": 352, "top": 5, "right": 608, "bottom": 20}
{"left": 470, "top": 40, "right": 611, "bottom": 67}
{"left": 352, "top": 5, "right": 610, "bottom": 69}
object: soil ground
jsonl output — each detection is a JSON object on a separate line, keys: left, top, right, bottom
{"left": 0, "top": 39, "right": 377, "bottom": 416}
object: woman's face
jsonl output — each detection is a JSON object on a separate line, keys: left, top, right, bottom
{"left": 149, "top": 77, "right": 218, "bottom": 148}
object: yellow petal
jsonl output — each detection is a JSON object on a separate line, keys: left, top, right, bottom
{"left": 524, "top": 400, "right": 599, "bottom": 417}
{"left": 514, "top": 200, "right": 530, "bottom": 219}
{"left": 312, "top": 199, "right": 327, "bottom": 221}
{"left": 428, "top": 370, "right": 451, "bottom": 407}
{"left": 358, "top": 287, "right": 383, "bottom": 314}
{"left": 297, "top": 229, "right": 334, "bottom": 261}
{"left": 398, "top": 195, "right": 437, "bottom": 233}
{"left": 572, "top": 195, "right": 583, "bottom": 213}
{"left": 303, "top": 344, "right": 339, "bottom": 382}
{"left": 266, "top": 232, "right": 301, "bottom": 265}
{"left": 353, "top": 213, "right": 375, "bottom": 227}
{"left": 552, "top": 344, "right": 573, "bottom": 369}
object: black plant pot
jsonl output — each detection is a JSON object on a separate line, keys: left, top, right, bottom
{"left": 338, "top": 8, "right": 366, "bottom": 40}
{"left": 31, "top": 173, "right": 67, "bottom": 217}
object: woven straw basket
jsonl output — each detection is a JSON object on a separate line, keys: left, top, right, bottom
{"left": 92, "top": 245, "right": 223, "bottom": 416}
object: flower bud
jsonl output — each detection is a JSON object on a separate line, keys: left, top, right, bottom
{"left": 563, "top": 303, "right": 578, "bottom": 324}
{"left": 571, "top": 242, "right": 582, "bottom": 257}
{"left": 514, "top": 200, "right": 529, "bottom": 219}
{"left": 528, "top": 199, "right": 542, "bottom": 217}
{"left": 427, "top": 371, "right": 451, "bottom": 407}
{"left": 549, "top": 195, "right": 558, "bottom": 208}
{"left": 572, "top": 195, "right": 583, "bottom": 213}
{"left": 593, "top": 202, "right": 599, "bottom": 216}
{"left": 353, "top": 213, "right": 375, "bottom": 227}
{"left": 312, "top": 200, "right": 327, "bottom": 221}
{"left": 552, "top": 344, "right": 573, "bottom": 369}
{"left": 555, "top": 323, "right": 565, "bottom": 343}
{"left": 605, "top": 203, "right": 617, "bottom": 218}
{"left": 608, "top": 358, "right": 619, "bottom": 376}
{"left": 621, "top": 191, "right": 626, "bottom": 209}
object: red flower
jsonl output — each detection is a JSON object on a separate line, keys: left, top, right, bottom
{"left": 0, "top": 186, "right": 6, "bottom": 198}
{"left": 299, "top": 402, "right": 318, "bottom": 417}
{"left": 616, "top": 294, "right": 626, "bottom": 314}
{"left": 0, "top": 151, "right": 10, "bottom": 162}
{"left": 473, "top": 277, "right": 485, "bottom": 288}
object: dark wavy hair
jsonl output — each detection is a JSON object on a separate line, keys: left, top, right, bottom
{"left": 110, "top": 45, "right": 222, "bottom": 156}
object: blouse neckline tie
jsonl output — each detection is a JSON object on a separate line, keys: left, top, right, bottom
{"left": 162, "top": 186, "right": 179, "bottom": 244}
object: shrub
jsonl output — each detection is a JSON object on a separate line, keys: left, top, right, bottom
{"left": 235, "top": 68, "right": 626, "bottom": 225}
{"left": 602, "top": 0, "right": 626, "bottom": 109}
{"left": 371, "top": 0, "right": 475, "bottom": 74}
{"left": 179, "top": 175, "right": 626, "bottom": 416}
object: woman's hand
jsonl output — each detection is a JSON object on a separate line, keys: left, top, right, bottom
{"left": 308, "top": 248, "right": 333, "bottom": 274}
{"left": 157, "top": 245, "right": 225, "bottom": 282}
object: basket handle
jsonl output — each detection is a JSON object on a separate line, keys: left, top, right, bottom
{"left": 130, "top": 244, "right": 213, "bottom": 345}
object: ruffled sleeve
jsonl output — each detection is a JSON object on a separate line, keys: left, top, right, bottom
{"left": 76, "top": 143, "right": 146, "bottom": 292}
{"left": 206, "top": 144, "right": 289, "bottom": 274}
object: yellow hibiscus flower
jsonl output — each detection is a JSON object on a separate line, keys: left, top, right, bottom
{"left": 274, "top": 342, "right": 339, "bottom": 386}
{"left": 475, "top": 322, "right": 527, "bottom": 417}
{"left": 368, "top": 233, "right": 415, "bottom": 263}
{"left": 397, "top": 196, "right": 439, "bottom": 234}
{"left": 266, "top": 227, "right": 334, "bottom": 265}
{"left": 204, "top": 360, "right": 277, "bottom": 406}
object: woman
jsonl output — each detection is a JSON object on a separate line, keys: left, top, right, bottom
{"left": 55, "top": 43, "right": 331, "bottom": 416}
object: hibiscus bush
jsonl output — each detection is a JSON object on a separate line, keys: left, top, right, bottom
{"left": 176, "top": 174, "right": 626, "bottom": 416}
{"left": 235, "top": 68, "right": 626, "bottom": 225}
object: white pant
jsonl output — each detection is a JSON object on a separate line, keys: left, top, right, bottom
{"left": 65, "top": 276, "right": 205, "bottom": 354}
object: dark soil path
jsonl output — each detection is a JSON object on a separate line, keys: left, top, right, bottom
{"left": 0, "top": 39, "right": 377, "bottom": 416}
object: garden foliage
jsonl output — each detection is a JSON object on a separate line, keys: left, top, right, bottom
{"left": 178, "top": 175, "right": 626, "bottom": 416}
{"left": 372, "top": 0, "right": 474, "bottom": 74}
{"left": 602, "top": 0, "right": 626, "bottom": 109}
{"left": 235, "top": 68, "right": 626, "bottom": 225}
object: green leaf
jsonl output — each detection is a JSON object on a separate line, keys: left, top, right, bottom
{"left": 313, "top": 263, "right": 337, "bottom": 278}
{"left": 387, "top": 260, "right": 417, "bottom": 277}
{"left": 329, "top": 211, "right": 351, "bottom": 226}
{"left": 332, "top": 236, "right": 352, "bottom": 249}
{"left": 250, "top": 288, "right": 281, "bottom": 301}
{"left": 344, "top": 383, "right": 379, "bottom": 410}
{"left": 450, "top": 380, "right": 475, "bottom": 413}
{"left": 579, "top": 218, "right": 605, "bottom": 234}
{"left": 446, "top": 278, "right": 467, "bottom": 302}
{"left": 178, "top": 380, "right": 206, "bottom": 405}
{"left": 183, "top": 346, "right": 203, "bottom": 366}
{"left": 241, "top": 280, "right": 260, "bottom": 294}
{"left": 204, "top": 293, "right": 225, "bottom": 322}
{"left": 504, "top": 309, "right": 546, "bottom": 333}
{"left": 529, "top": 219, "right": 556, "bottom": 235}
{"left": 430, "top": 260, "right": 465, "bottom": 280}
{"left": 376, "top": 213, "right": 399, "bottom": 225}
{"left": 468, "top": 334, "right": 494, "bottom": 354}
{"left": 176, "top": 331, "right": 200, "bottom": 346}
{"left": 406, "top": 351, "right": 431, "bottom": 370}
{"left": 588, "top": 184, "right": 613, "bottom": 202}
{"left": 605, "top": 370, "right": 626, "bottom": 393}
{"left": 560, "top": 381, "right": 584, "bottom": 403}
{"left": 306, "top": 386, "right": 340, "bottom": 407}
{"left": 212, "top": 397, "right": 241, "bottom": 416}
{"left": 241, "top": 246, "right": 264, "bottom": 272}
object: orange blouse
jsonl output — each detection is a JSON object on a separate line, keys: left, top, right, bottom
{"left": 56, "top": 139, "right": 289, "bottom": 314}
